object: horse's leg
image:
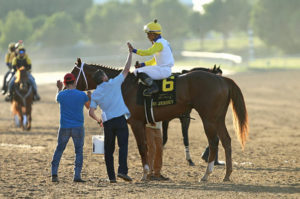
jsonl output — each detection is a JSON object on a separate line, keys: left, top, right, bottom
{"left": 27, "top": 113, "right": 32, "bottom": 130}
{"left": 26, "top": 105, "right": 32, "bottom": 130}
{"left": 218, "top": 122, "right": 232, "bottom": 181}
{"left": 201, "top": 120, "right": 219, "bottom": 181}
{"left": 128, "top": 120, "right": 149, "bottom": 180}
{"left": 162, "top": 120, "right": 169, "bottom": 146}
{"left": 17, "top": 105, "right": 23, "bottom": 129}
{"left": 12, "top": 102, "right": 19, "bottom": 127}
{"left": 179, "top": 114, "right": 195, "bottom": 166}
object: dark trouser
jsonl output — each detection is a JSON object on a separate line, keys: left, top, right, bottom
{"left": 103, "top": 115, "right": 129, "bottom": 180}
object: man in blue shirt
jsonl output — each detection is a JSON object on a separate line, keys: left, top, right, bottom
{"left": 51, "top": 73, "right": 91, "bottom": 183}
{"left": 89, "top": 43, "right": 132, "bottom": 183}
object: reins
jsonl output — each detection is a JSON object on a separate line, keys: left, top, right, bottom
{"left": 74, "top": 62, "right": 89, "bottom": 90}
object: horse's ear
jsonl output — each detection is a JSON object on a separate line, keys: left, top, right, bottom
{"left": 213, "top": 64, "right": 216, "bottom": 70}
{"left": 76, "top": 58, "right": 81, "bottom": 66}
{"left": 218, "top": 65, "right": 220, "bottom": 69}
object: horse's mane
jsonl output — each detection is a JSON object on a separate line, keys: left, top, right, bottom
{"left": 15, "top": 66, "right": 27, "bottom": 83}
{"left": 87, "top": 63, "right": 122, "bottom": 72}
{"left": 85, "top": 63, "right": 136, "bottom": 79}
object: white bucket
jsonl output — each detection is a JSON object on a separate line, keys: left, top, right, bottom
{"left": 92, "top": 135, "right": 104, "bottom": 154}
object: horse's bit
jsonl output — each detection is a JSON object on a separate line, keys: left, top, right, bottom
{"left": 74, "top": 62, "right": 89, "bottom": 90}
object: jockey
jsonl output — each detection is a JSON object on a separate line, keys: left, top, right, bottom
{"left": 5, "top": 45, "right": 40, "bottom": 101}
{"left": 128, "top": 19, "right": 174, "bottom": 96}
{"left": 1, "top": 43, "right": 16, "bottom": 94}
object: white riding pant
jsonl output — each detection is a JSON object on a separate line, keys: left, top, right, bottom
{"left": 134, "top": 65, "right": 172, "bottom": 80}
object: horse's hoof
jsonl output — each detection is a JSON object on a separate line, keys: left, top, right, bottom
{"left": 140, "top": 178, "right": 148, "bottom": 182}
{"left": 200, "top": 178, "right": 207, "bottom": 182}
{"left": 200, "top": 177, "right": 208, "bottom": 182}
{"left": 188, "top": 159, "right": 195, "bottom": 166}
{"left": 223, "top": 177, "right": 230, "bottom": 182}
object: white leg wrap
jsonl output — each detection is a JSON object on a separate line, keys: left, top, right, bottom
{"left": 23, "top": 115, "right": 27, "bottom": 127}
{"left": 201, "top": 161, "right": 215, "bottom": 182}
{"left": 208, "top": 161, "right": 214, "bottom": 173}
{"left": 144, "top": 164, "right": 150, "bottom": 172}
{"left": 14, "top": 115, "right": 20, "bottom": 127}
{"left": 185, "top": 146, "right": 191, "bottom": 160}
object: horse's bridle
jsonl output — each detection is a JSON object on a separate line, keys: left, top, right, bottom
{"left": 14, "top": 84, "right": 32, "bottom": 107}
{"left": 73, "top": 62, "right": 89, "bottom": 90}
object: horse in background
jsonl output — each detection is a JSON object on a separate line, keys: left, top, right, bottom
{"left": 11, "top": 67, "right": 33, "bottom": 130}
{"left": 72, "top": 58, "right": 248, "bottom": 182}
{"left": 162, "top": 65, "right": 223, "bottom": 166}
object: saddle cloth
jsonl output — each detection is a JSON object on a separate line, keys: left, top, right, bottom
{"left": 136, "top": 75, "right": 177, "bottom": 107}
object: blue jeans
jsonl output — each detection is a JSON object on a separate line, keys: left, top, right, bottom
{"left": 51, "top": 126, "right": 85, "bottom": 180}
{"left": 103, "top": 115, "right": 129, "bottom": 180}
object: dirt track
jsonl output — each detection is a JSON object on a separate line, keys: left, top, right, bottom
{"left": 0, "top": 70, "right": 299, "bottom": 198}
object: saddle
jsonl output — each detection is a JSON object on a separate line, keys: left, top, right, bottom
{"left": 136, "top": 75, "right": 177, "bottom": 124}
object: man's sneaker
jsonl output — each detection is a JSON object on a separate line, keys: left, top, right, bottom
{"left": 74, "top": 178, "right": 86, "bottom": 183}
{"left": 52, "top": 175, "right": 59, "bottom": 182}
{"left": 117, "top": 173, "right": 132, "bottom": 181}
{"left": 110, "top": 179, "right": 117, "bottom": 183}
{"left": 151, "top": 174, "right": 170, "bottom": 181}
{"left": 1, "top": 89, "right": 6, "bottom": 95}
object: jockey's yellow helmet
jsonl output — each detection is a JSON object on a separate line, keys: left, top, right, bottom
{"left": 8, "top": 42, "right": 16, "bottom": 52}
{"left": 8, "top": 42, "right": 15, "bottom": 49}
{"left": 17, "top": 45, "right": 26, "bottom": 54}
{"left": 144, "top": 19, "right": 162, "bottom": 34}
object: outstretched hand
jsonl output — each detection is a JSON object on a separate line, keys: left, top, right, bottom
{"left": 56, "top": 80, "right": 63, "bottom": 91}
{"left": 97, "top": 119, "right": 103, "bottom": 127}
{"left": 127, "top": 42, "right": 134, "bottom": 53}
{"left": 135, "top": 61, "right": 141, "bottom": 68}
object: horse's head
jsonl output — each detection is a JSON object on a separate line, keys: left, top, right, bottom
{"left": 15, "top": 66, "right": 29, "bottom": 91}
{"left": 71, "top": 58, "right": 124, "bottom": 91}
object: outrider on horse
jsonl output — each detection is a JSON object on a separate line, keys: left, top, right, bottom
{"left": 71, "top": 58, "right": 248, "bottom": 181}
{"left": 4, "top": 45, "right": 40, "bottom": 102}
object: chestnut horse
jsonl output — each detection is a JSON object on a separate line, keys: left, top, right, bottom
{"left": 11, "top": 67, "right": 33, "bottom": 130}
{"left": 71, "top": 58, "right": 248, "bottom": 181}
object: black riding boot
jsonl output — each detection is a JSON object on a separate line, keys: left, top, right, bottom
{"left": 138, "top": 72, "right": 159, "bottom": 96}
{"left": 2, "top": 74, "right": 9, "bottom": 95}
{"left": 33, "top": 90, "right": 41, "bottom": 101}
{"left": 1, "top": 85, "right": 7, "bottom": 95}
{"left": 5, "top": 90, "right": 13, "bottom": 102}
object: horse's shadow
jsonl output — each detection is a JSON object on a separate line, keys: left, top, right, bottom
{"left": 132, "top": 181, "right": 300, "bottom": 194}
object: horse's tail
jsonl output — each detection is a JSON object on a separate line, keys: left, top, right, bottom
{"left": 226, "top": 78, "right": 249, "bottom": 149}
